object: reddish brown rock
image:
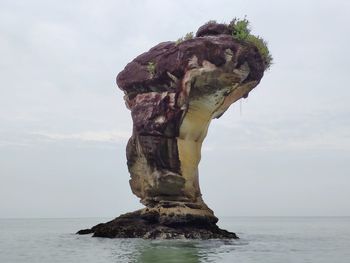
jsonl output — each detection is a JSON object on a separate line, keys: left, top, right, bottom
{"left": 78, "top": 21, "right": 266, "bottom": 239}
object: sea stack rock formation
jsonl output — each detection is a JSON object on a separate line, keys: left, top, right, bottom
{"left": 78, "top": 20, "right": 270, "bottom": 239}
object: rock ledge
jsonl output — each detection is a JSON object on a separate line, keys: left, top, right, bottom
{"left": 77, "top": 209, "right": 237, "bottom": 239}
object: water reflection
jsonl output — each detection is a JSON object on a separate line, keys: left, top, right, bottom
{"left": 137, "top": 240, "right": 201, "bottom": 263}
{"left": 110, "top": 239, "right": 243, "bottom": 263}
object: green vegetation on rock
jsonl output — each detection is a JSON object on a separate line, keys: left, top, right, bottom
{"left": 147, "top": 61, "right": 156, "bottom": 76}
{"left": 176, "top": 32, "right": 194, "bottom": 45}
{"left": 174, "top": 18, "right": 272, "bottom": 70}
{"left": 229, "top": 17, "right": 272, "bottom": 70}
{"left": 205, "top": 20, "right": 217, "bottom": 25}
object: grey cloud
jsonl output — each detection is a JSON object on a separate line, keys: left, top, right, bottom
{"left": 0, "top": 0, "right": 349, "bottom": 217}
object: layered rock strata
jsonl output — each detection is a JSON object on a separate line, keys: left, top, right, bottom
{"left": 78, "top": 22, "right": 265, "bottom": 239}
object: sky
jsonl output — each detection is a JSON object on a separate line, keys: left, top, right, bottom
{"left": 0, "top": 0, "right": 349, "bottom": 218}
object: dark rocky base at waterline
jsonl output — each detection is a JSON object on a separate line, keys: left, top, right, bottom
{"left": 77, "top": 210, "right": 238, "bottom": 239}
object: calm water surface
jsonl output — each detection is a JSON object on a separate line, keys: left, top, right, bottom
{"left": 1, "top": 217, "right": 349, "bottom": 262}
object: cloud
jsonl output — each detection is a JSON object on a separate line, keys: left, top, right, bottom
{"left": 34, "top": 130, "right": 131, "bottom": 143}
{"left": 1, "top": 0, "right": 350, "bottom": 217}
{"left": 205, "top": 109, "right": 350, "bottom": 152}
{"left": 0, "top": 130, "right": 131, "bottom": 148}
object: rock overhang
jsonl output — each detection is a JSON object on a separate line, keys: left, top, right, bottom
{"left": 116, "top": 33, "right": 265, "bottom": 97}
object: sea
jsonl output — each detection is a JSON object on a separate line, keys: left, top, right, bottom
{"left": 1, "top": 217, "right": 349, "bottom": 263}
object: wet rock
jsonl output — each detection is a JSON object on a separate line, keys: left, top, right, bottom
{"left": 78, "top": 210, "right": 237, "bottom": 239}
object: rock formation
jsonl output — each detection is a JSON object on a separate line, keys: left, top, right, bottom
{"left": 78, "top": 20, "right": 268, "bottom": 239}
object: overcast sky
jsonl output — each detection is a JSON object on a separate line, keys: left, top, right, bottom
{"left": 1, "top": 0, "right": 349, "bottom": 218}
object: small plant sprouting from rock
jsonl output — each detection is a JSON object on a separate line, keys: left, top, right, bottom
{"left": 175, "top": 32, "right": 194, "bottom": 45}
{"left": 246, "top": 35, "right": 272, "bottom": 70}
{"left": 147, "top": 62, "right": 156, "bottom": 76}
{"left": 229, "top": 18, "right": 250, "bottom": 40}
{"left": 184, "top": 32, "right": 194, "bottom": 40}
{"left": 205, "top": 20, "right": 217, "bottom": 25}
{"left": 229, "top": 17, "right": 272, "bottom": 70}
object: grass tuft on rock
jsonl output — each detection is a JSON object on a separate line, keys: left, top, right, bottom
{"left": 229, "top": 17, "right": 272, "bottom": 70}
{"left": 176, "top": 32, "right": 194, "bottom": 45}
{"left": 205, "top": 20, "right": 217, "bottom": 25}
{"left": 147, "top": 61, "right": 156, "bottom": 76}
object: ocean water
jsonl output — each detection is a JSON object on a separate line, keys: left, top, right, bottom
{"left": 1, "top": 217, "right": 349, "bottom": 263}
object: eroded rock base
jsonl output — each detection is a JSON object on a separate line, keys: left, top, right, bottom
{"left": 77, "top": 209, "right": 237, "bottom": 239}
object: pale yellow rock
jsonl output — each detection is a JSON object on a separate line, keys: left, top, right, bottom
{"left": 176, "top": 59, "right": 257, "bottom": 217}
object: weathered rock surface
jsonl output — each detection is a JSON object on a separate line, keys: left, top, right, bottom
{"left": 78, "top": 22, "right": 265, "bottom": 239}
{"left": 77, "top": 209, "right": 237, "bottom": 239}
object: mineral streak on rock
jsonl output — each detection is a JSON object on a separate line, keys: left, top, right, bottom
{"left": 78, "top": 21, "right": 266, "bottom": 239}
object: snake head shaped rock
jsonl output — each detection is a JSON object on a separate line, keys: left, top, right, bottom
{"left": 117, "top": 24, "right": 264, "bottom": 225}
{"left": 78, "top": 21, "right": 269, "bottom": 239}
{"left": 117, "top": 24, "right": 265, "bottom": 227}
{"left": 116, "top": 23, "right": 265, "bottom": 225}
